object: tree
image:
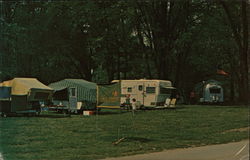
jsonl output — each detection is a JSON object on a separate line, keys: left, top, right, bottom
{"left": 219, "top": 0, "right": 249, "bottom": 104}
{"left": 0, "top": 0, "right": 247, "bottom": 104}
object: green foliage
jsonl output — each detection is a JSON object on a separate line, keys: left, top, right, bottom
{"left": 0, "top": 0, "right": 247, "bottom": 101}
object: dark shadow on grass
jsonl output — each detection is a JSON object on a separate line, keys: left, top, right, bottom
{"left": 96, "top": 110, "right": 129, "bottom": 115}
{"left": 174, "top": 105, "right": 187, "bottom": 109}
{"left": 37, "top": 114, "right": 71, "bottom": 118}
{"left": 0, "top": 114, "right": 71, "bottom": 118}
{"left": 189, "top": 105, "right": 249, "bottom": 109}
{"left": 125, "top": 136, "right": 153, "bottom": 143}
{"left": 141, "top": 105, "right": 187, "bottom": 110}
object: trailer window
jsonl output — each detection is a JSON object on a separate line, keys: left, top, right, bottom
{"left": 160, "top": 87, "right": 171, "bottom": 94}
{"left": 138, "top": 85, "right": 143, "bottom": 91}
{"left": 209, "top": 88, "right": 221, "bottom": 94}
{"left": 146, "top": 87, "right": 155, "bottom": 93}
{"left": 53, "top": 89, "right": 68, "bottom": 100}
{"left": 70, "top": 88, "right": 76, "bottom": 97}
{"left": 127, "top": 87, "right": 132, "bottom": 92}
{"left": 34, "top": 92, "right": 49, "bottom": 99}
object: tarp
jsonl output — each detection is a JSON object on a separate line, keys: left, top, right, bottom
{"left": 49, "top": 79, "right": 97, "bottom": 103}
{"left": 0, "top": 87, "right": 11, "bottom": 99}
{"left": 97, "top": 82, "right": 121, "bottom": 108}
{"left": 0, "top": 78, "right": 53, "bottom": 96}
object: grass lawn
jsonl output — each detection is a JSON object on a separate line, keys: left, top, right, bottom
{"left": 0, "top": 105, "right": 249, "bottom": 160}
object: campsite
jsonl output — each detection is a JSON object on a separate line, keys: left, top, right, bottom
{"left": 0, "top": 1, "right": 249, "bottom": 160}
{"left": 0, "top": 78, "right": 248, "bottom": 160}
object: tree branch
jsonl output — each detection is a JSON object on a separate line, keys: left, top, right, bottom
{"left": 219, "top": 0, "right": 242, "bottom": 49}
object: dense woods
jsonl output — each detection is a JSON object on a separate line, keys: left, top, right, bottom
{"left": 0, "top": 0, "right": 249, "bottom": 104}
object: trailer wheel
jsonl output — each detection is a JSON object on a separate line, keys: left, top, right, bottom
{"left": 35, "top": 111, "right": 40, "bottom": 116}
{"left": 139, "top": 105, "right": 145, "bottom": 110}
{"left": 63, "top": 110, "right": 68, "bottom": 116}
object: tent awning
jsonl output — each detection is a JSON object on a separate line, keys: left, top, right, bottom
{"left": 165, "top": 87, "right": 176, "bottom": 89}
{"left": 160, "top": 86, "right": 176, "bottom": 89}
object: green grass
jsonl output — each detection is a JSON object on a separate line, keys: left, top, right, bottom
{"left": 0, "top": 105, "right": 249, "bottom": 160}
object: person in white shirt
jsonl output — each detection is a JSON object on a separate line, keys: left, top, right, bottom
{"left": 131, "top": 98, "right": 137, "bottom": 115}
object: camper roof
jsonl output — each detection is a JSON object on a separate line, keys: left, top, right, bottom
{"left": 111, "top": 79, "right": 172, "bottom": 83}
{"left": 111, "top": 79, "right": 173, "bottom": 88}
{"left": 49, "top": 79, "right": 96, "bottom": 91}
{"left": 49, "top": 79, "right": 97, "bottom": 102}
{"left": 0, "top": 78, "right": 53, "bottom": 95}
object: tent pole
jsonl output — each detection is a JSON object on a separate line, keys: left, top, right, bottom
{"left": 96, "top": 85, "right": 99, "bottom": 108}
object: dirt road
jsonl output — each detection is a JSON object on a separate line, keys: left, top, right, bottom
{"left": 103, "top": 140, "right": 249, "bottom": 160}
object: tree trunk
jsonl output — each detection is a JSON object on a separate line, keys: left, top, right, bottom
{"left": 241, "top": 0, "right": 249, "bottom": 103}
{"left": 117, "top": 51, "right": 120, "bottom": 80}
{"left": 230, "top": 62, "right": 235, "bottom": 103}
{"left": 220, "top": 0, "right": 249, "bottom": 104}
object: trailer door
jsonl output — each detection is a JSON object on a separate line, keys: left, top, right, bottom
{"left": 136, "top": 82, "right": 145, "bottom": 106}
{"left": 143, "top": 81, "right": 158, "bottom": 107}
{"left": 69, "top": 87, "right": 77, "bottom": 112}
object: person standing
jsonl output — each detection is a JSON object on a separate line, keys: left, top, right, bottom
{"left": 190, "top": 91, "right": 196, "bottom": 104}
{"left": 125, "top": 94, "right": 130, "bottom": 110}
{"left": 131, "top": 98, "right": 137, "bottom": 115}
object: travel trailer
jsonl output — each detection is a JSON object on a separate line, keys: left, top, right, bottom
{"left": 195, "top": 80, "right": 224, "bottom": 103}
{"left": 97, "top": 79, "right": 175, "bottom": 109}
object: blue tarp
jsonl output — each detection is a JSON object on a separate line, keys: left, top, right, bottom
{"left": 0, "top": 87, "right": 11, "bottom": 99}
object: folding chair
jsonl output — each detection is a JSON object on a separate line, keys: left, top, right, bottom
{"left": 164, "top": 98, "right": 171, "bottom": 108}
{"left": 169, "top": 98, "right": 176, "bottom": 108}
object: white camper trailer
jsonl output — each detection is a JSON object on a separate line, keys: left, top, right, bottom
{"left": 112, "top": 79, "right": 175, "bottom": 108}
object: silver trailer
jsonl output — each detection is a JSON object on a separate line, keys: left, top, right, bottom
{"left": 195, "top": 80, "right": 224, "bottom": 103}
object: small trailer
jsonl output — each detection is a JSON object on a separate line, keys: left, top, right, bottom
{"left": 97, "top": 79, "right": 175, "bottom": 109}
{"left": 48, "top": 79, "right": 97, "bottom": 114}
{"left": 195, "top": 80, "right": 224, "bottom": 103}
{"left": 0, "top": 78, "right": 53, "bottom": 117}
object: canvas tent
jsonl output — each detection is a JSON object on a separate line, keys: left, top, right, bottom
{"left": 49, "top": 79, "right": 97, "bottom": 112}
{"left": 0, "top": 78, "right": 53, "bottom": 115}
{"left": 97, "top": 82, "right": 121, "bottom": 108}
